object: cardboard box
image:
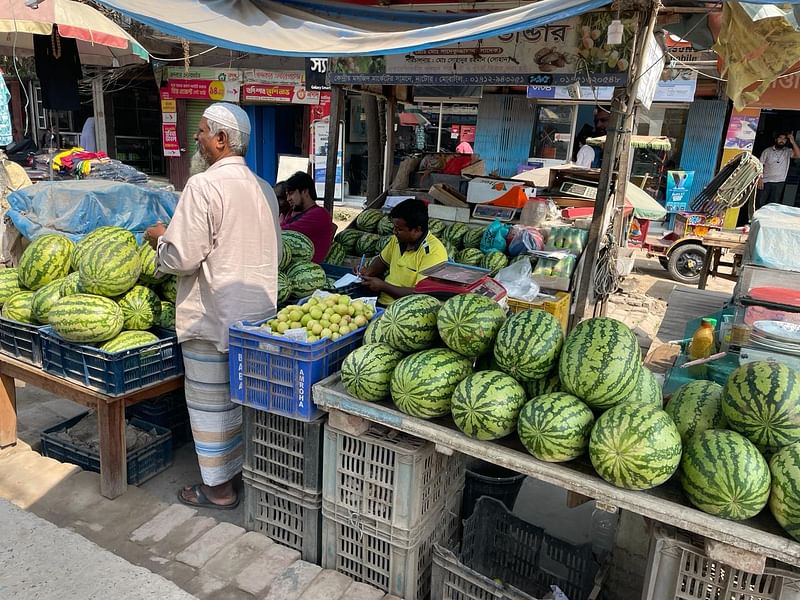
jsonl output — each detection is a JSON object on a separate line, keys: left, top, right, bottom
{"left": 428, "top": 204, "right": 471, "bottom": 223}
{"left": 466, "top": 177, "right": 536, "bottom": 205}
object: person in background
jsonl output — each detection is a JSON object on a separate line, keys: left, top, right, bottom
{"left": 274, "top": 180, "right": 291, "bottom": 217}
{"left": 280, "top": 171, "right": 334, "bottom": 263}
{"left": 575, "top": 130, "right": 594, "bottom": 168}
{"left": 455, "top": 140, "right": 473, "bottom": 154}
{"left": 80, "top": 117, "right": 96, "bottom": 152}
{"left": 145, "top": 102, "right": 281, "bottom": 510}
{"left": 758, "top": 132, "right": 800, "bottom": 208}
{"left": 357, "top": 198, "right": 448, "bottom": 306}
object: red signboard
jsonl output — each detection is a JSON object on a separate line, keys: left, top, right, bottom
{"left": 162, "top": 123, "right": 180, "bottom": 157}
{"left": 241, "top": 83, "right": 294, "bottom": 102}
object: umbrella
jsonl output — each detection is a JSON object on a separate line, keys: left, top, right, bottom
{"left": 399, "top": 112, "right": 431, "bottom": 127}
{"left": 0, "top": 0, "right": 148, "bottom": 66}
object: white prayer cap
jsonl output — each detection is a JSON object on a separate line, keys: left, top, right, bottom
{"left": 202, "top": 103, "right": 251, "bottom": 135}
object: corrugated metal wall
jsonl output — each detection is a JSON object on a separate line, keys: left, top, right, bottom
{"left": 474, "top": 94, "right": 536, "bottom": 178}
{"left": 681, "top": 100, "right": 727, "bottom": 201}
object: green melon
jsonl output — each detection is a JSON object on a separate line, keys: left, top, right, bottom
{"left": 589, "top": 404, "right": 682, "bottom": 491}
{"left": 324, "top": 242, "right": 347, "bottom": 266}
{"left": 158, "top": 301, "right": 175, "bottom": 329}
{"left": 334, "top": 229, "right": 362, "bottom": 253}
{"left": 1, "top": 290, "right": 36, "bottom": 323}
{"left": 355, "top": 233, "right": 380, "bottom": 257}
{"left": 137, "top": 243, "right": 167, "bottom": 285}
{"left": 769, "top": 442, "right": 800, "bottom": 541}
{"left": 456, "top": 248, "right": 484, "bottom": 266}
{"left": 31, "top": 278, "right": 66, "bottom": 324}
{"left": 18, "top": 234, "right": 74, "bottom": 291}
{"left": 341, "top": 343, "right": 405, "bottom": 402}
{"left": 665, "top": 380, "right": 725, "bottom": 443}
{"left": 355, "top": 208, "right": 384, "bottom": 233}
{"left": 48, "top": 294, "right": 124, "bottom": 343}
{"left": 437, "top": 293, "right": 505, "bottom": 357}
{"left": 118, "top": 285, "right": 162, "bottom": 330}
{"left": 518, "top": 392, "right": 594, "bottom": 462}
{"left": 279, "top": 238, "right": 293, "bottom": 272}
{"left": 377, "top": 215, "right": 394, "bottom": 236}
{"left": 493, "top": 309, "right": 563, "bottom": 382}
{"left": 0, "top": 269, "right": 22, "bottom": 305}
{"left": 60, "top": 271, "right": 83, "bottom": 296}
{"left": 428, "top": 219, "right": 446, "bottom": 238}
{"left": 375, "top": 235, "right": 392, "bottom": 253}
{"left": 442, "top": 240, "right": 457, "bottom": 259}
{"left": 380, "top": 294, "right": 440, "bottom": 352}
{"left": 78, "top": 239, "right": 142, "bottom": 298}
{"left": 443, "top": 222, "right": 469, "bottom": 249}
{"left": 390, "top": 349, "right": 473, "bottom": 418}
{"left": 462, "top": 226, "right": 486, "bottom": 249}
{"left": 72, "top": 226, "right": 137, "bottom": 271}
{"left": 451, "top": 370, "right": 527, "bottom": 441}
{"left": 681, "top": 429, "right": 770, "bottom": 520}
{"left": 474, "top": 352, "right": 501, "bottom": 372}
{"left": 525, "top": 370, "right": 562, "bottom": 397}
{"left": 282, "top": 231, "right": 315, "bottom": 265}
{"left": 286, "top": 262, "right": 326, "bottom": 299}
{"left": 622, "top": 367, "right": 663, "bottom": 409}
{"left": 100, "top": 330, "right": 160, "bottom": 353}
{"left": 363, "top": 315, "right": 386, "bottom": 345}
{"left": 278, "top": 271, "right": 292, "bottom": 305}
{"left": 161, "top": 276, "right": 177, "bottom": 303}
{"left": 480, "top": 250, "right": 509, "bottom": 275}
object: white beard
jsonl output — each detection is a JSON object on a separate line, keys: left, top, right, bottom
{"left": 190, "top": 151, "right": 211, "bottom": 176}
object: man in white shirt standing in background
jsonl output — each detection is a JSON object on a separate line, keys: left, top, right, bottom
{"left": 758, "top": 132, "right": 800, "bottom": 208}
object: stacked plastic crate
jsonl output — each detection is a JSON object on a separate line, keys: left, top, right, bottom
{"left": 242, "top": 407, "right": 325, "bottom": 563}
{"left": 321, "top": 423, "right": 465, "bottom": 600}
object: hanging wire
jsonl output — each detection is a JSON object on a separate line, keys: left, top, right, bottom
{"left": 593, "top": 222, "right": 620, "bottom": 303}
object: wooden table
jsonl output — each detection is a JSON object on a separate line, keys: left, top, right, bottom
{"left": 0, "top": 354, "right": 183, "bottom": 499}
{"left": 698, "top": 232, "right": 748, "bottom": 291}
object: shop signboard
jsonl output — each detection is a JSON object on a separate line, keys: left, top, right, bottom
{"left": 160, "top": 89, "right": 180, "bottom": 158}
{"left": 244, "top": 70, "right": 304, "bottom": 85}
{"left": 665, "top": 170, "right": 694, "bottom": 212}
{"left": 240, "top": 84, "right": 321, "bottom": 105}
{"left": 724, "top": 112, "right": 759, "bottom": 151}
{"left": 165, "top": 67, "right": 242, "bottom": 102}
{"left": 653, "top": 70, "right": 697, "bottom": 103}
{"left": 527, "top": 71, "right": 695, "bottom": 102}
{"left": 305, "top": 58, "right": 331, "bottom": 91}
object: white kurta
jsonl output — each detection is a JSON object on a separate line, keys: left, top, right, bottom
{"left": 156, "top": 155, "right": 281, "bottom": 352}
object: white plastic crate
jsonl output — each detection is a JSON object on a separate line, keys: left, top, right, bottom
{"left": 322, "top": 423, "right": 465, "bottom": 534}
{"left": 642, "top": 527, "right": 800, "bottom": 600}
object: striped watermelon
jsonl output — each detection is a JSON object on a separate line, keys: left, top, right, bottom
{"left": 722, "top": 361, "right": 800, "bottom": 455}
{"left": 456, "top": 248, "right": 484, "bottom": 266}
{"left": 100, "top": 330, "right": 160, "bottom": 353}
{"left": 480, "top": 250, "right": 508, "bottom": 275}
{"left": 161, "top": 277, "right": 177, "bottom": 303}
{"left": 356, "top": 208, "right": 383, "bottom": 232}
{"left": 442, "top": 240, "right": 457, "bottom": 259}
{"left": 278, "top": 271, "right": 292, "bottom": 305}
{"left": 72, "top": 226, "right": 137, "bottom": 270}
{"left": 665, "top": 380, "right": 725, "bottom": 443}
{"left": 0, "top": 269, "right": 22, "bottom": 305}
{"left": 623, "top": 367, "right": 663, "bottom": 409}
{"left": 428, "top": 219, "right": 446, "bottom": 237}
{"left": 324, "top": 242, "right": 347, "bottom": 266}
{"left": 390, "top": 349, "right": 473, "bottom": 418}
{"left": 158, "top": 301, "right": 175, "bottom": 329}
{"left": 443, "top": 222, "right": 469, "bottom": 249}
{"left": 341, "top": 343, "right": 405, "bottom": 402}
{"left": 334, "top": 229, "right": 362, "bottom": 253}
{"left": 377, "top": 215, "right": 394, "bottom": 236}
{"left": 18, "top": 234, "right": 74, "bottom": 291}
{"left": 769, "top": 442, "right": 800, "bottom": 541}
{"left": 559, "top": 318, "right": 642, "bottom": 411}
{"left": 137, "top": 243, "right": 166, "bottom": 285}
{"left": 680, "top": 429, "right": 770, "bottom": 520}
{"left": 31, "top": 278, "right": 66, "bottom": 324}
{"left": 355, "top": 233, "right": 380, "bottom": 256}
{"left": 451, "top": 370, "right": 526, "bottom": 440}
{"left": 494, "top": 310, "right": 563, "bottom": 382}
{"left": 279, "top": 239, "right": 293, "bottom": 272}
{"left": 363, "top": 315, "right": 386, "bottom": 345}
{"left": 518, "top": 392, "right": 594, "bottom": 462}
{"left": 525, "top": 370, "right": 562, "bottom": 397}
{"left": 590, "top": 404, "right": 682, "bottom": 490}
{"left": 375, "top": 236, "right": 392, "bottom": 253}
{"left": 2, "top": 291, "right": 36, "bottom": 323}
{"left": 437, "top": 293, "right": 505, "bottom": 357}
{"left": 118, "top": 285, "right": 162, "bottom": 330}
{"left": 474, "top": 352, "right": 501, "bottom": 372}
{"left": 380, "top": 294, "right": 440, "bottom": 352}
{"left": 286, "top": 262, "right": 326, "bottom": 298}
{"left": 282, "top": 231, "right": 315, "bottom": 264}
{"left": 79, "top": 240, "right": 142, "bottom": 297}
{"left": 60, "top": 271, "right": 83, "bottom": 296}
{"left": 48, "top": 294, "right": 124, "bottom": 343}
{"left": 462, "top": 226, "right": 486, "bottom": 249}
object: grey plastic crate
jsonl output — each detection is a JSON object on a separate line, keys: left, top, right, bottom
{"left": 243, "top": 475, "right": 322, "bottom": 564}
{"left": 642, "top": 527, "right": 800, "bottom": 600}
{"left": 243, "top": 408, "right": 325, "bottom": 495}
{"left": 322, "top": 423, "right": 465, "bottom": 533}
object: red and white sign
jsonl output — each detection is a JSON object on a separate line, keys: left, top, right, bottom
{"left": 240, "top": 83, "right": 321, "bottom": 105}
{"left": 162, "top": 123, "right": 180, "bottom": 157}
{"left": 310, "top": 92, "right": 332, "bottom": 121}
{"left": 167, "top": 78, "right": 240, "bottom": 102}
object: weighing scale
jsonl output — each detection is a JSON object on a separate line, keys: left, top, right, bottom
{"left": 559, "top": 181, "right": 597, "bottom": 200}
{"left": 414, "top": 262, "right": 508, "bottom": 303}
{"left": 472, "top": 204, "right": 517, "bottom": 222}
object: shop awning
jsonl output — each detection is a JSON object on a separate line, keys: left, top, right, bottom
{"left": 95, "top": 0, "right": 613, "bottom": 57}
{"left": 626, "top": 183, "right": 667, "bottom": 221}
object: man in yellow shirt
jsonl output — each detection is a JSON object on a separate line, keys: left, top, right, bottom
{"left": 358, "top": 198, "right": 448, "bottom": 305}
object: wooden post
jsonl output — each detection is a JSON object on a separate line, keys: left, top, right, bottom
{"left": 0, "top": 373, "right": 17, "bottom": 448}
{"left": 91, "top": 75, "right": 108, "bottom": 154}
{"left": 97, "top": 400, "right": 127, "bottom": 499}
{"left": 384, "top": 94, "right": 396, "bottom": 191}
{"left": 324, "top": 86, "right": 344, "bottom": 213}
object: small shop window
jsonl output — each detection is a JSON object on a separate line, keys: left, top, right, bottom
{"left": 530, "top": 104, "right": 576, "bottom": 162}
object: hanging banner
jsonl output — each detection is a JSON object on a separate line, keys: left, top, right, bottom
{"left": 311, "top": 116, "right": 343, "bottom": 199}
{"left": 305, "top": 58, "right": 331, "bottom": 91}
{"left": 665, "top": 170, "right": 695, "bottom": 213}
{"left": 160, "top": 89, "right": 180, "bottom": 158}
{"left": 724, "top": 112, "right": 760, "bottom": 151}
{"left": 168, "top": 78, "right": 240, "bottom": 102}
{"left": 310, "top": 92, "right": 332, "bottom": 122}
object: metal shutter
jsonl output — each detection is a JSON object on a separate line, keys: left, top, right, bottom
{"left": 681, "top": 100, "right": 727, "bottom": 202}
{"left": 185, "top": 100, "right": 213, "bottom": 149}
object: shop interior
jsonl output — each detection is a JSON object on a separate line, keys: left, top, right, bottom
{"left": 752, "top": 108, "right": 800, "bottom": 208}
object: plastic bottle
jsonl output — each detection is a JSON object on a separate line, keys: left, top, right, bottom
{"left": 520, "top": 197, "right": 548, "bottom": 227}
{"left": 687, "top": 318, "right": 717, "bottom": 378}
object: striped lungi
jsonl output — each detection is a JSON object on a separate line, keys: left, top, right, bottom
{"left": 182, "top": 339, "right": 242, "bottom": 486}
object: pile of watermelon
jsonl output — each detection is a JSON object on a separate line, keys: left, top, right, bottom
{"left": 0, "top": 227, "right": 176, "bottom": 354}
{"left": 279, "top": 231, "right": 330, "bottom": 305}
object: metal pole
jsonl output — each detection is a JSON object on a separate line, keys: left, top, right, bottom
{"left": 436, "top": 102, "right": 443, "bottom": 151}
{"left": 92, "top": 75, "right": 108, "bottom": 154}
{"left": 324, "top": 86, "right": 344, "bottom": 213}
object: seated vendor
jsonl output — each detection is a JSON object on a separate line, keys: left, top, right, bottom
{"left": 280, "top": 171, "right": 334, "bottom": 262}
{"left": 358, "top": 198, "right": 448, "bottom": 305}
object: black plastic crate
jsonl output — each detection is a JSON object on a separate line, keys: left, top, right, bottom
{"left": 41, "top": 412, "right": 173, "bottom": 485}
{"left": 0, "top": 316, "right": 47, "bottom": 366}
{"left": 320, "top": 263, "right": 369, "bottom": 297}
{"left": 126, "top": 390, "right": 191, "bottom": 448}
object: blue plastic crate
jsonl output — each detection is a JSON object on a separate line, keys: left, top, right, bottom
{"left": 0, "top": 316, "right": 47, "bottom": 366}
{"left": 127, "top": 390, "right": 192, "bottom": 447}
{"left": 41, "top": 412, "right": 174, "bottom": 485}
{"left": 229, "top": 309, "right": 382, "bottom": 421}
{"left": 40, "top": 327, "right": 183, "bottom": 396}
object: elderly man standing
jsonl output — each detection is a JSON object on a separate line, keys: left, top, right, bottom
{"left": 146, "top": 103, "right": 281, "bottom": 509}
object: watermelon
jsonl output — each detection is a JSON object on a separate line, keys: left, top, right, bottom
{"left": 356, "top": 208, "right": 383, "bottom": 232}
{"left": 118, "top": 285, "right": 162, "bottom": 330}
{"left": 278, "top": 271, "right": 292, "bottom": 305}
{"left": 161, "top": 276, "right": 177, "bottom": 303}
{"left": 480, "top": 250, "right": 509, "bottom": 275}
{"left": 158, "top": 301, "right": 175, "bottom": 329}
{"left": 137, "top": 243, "right": 166, "bottom": 285}
{"left": 443, "top": 222, "right": 469, "bottom": 249}
{"left": 462, "top": 226, "right": 486, "bottom": 249}
{"left": 390, "top": 349, "right": 473, "bottom": 418}
{"left": 355, "top": 233, "right": 380, "bottom": 256}
{"left": 559, "top": 317, "right": 642, "bottom": 411}
{"left": 0, "top": 269, "right": 22, "bottom": 305}
{"left": 456, "top": 248, "right": 484, "bottom": 266}
{"left": 680, "top": 429, "right": 770, "bottom": 520}
{"left": 341, "top": 343, "right": 404, "bottom": 402}
{"left": 375, "top": 236, "right": 392, "bottom": 253}
{"left": 31, "top": 278, "right": 66, "bottom": 324}
{"left": 664, "top": 380, "right": 724, "bottom": 443}
{"left": 60, "top": 271, "right": 83, "bottom": 296}
{"left": 380, "top": 294, "right": 440, "bottom": 352}
{"left": 78, "top": 240, "right": 142, "bottom": 298}
{"left": 18, "top": 234, "right": 74, "bottom": 291}
{"left": 286, "top": 262, "right": 327, "bottom": 298}
{"left": 589, "top": 404, "right": 682, "bottom": 490}
{"left": 494, "top": 310, "right": 563, "bottom": 382}
{"left": 437, "top": 293, "right": 505, "bottom": 357}
{"left": 769, "top": 442, "right": 800, "bottom": 541}
{"left": 377, "top": 215, "right": 394, "bottom": 236}
{"left": 279, "top": 239, "right": 293, "bottom": 272}
{"left": 72, "top": 226, "right": 136, "bottom": 270}
{"left": 474, "top": 352, "right": 501, "bottom": 372}
{"left": 100, "top": 330, "right": 160, "bottom": 353}
{"left": 442, "top": 240, "right": 457, "bottom": 259}
{"left": 722, "top": 361, "right": 800, "bottom": 455}
{"left": 2, "top": 291, "right": 36, "bottom": 323}
{"left": 428, "top": 219, "right": 446, "bottom": 238}
{"left": 525, "top": 370, "right": 562, "bottom": 397}
{"left": 451, "top": 370, "right": 527, "bottom": 440}
{"left": 334, "top": 229, "right": 362, "bottom": 253}
{"left": 48, "top": 294, "right": 124, "bottom": 343}
{"left": 518, "top": 392, "right": 594, "bottom": 462}
{"left": 622, "top": 367, "right": 662, "bottom": 409}
{"left": 363, "top": 315, "right": 386, "bottom": 345}
{"left": 282, "top": 231, "right": 314, "bottom": 264}
{"left": 324, "top": 242, "right": 346, "bottom": 266}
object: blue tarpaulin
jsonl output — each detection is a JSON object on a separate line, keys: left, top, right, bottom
{"left": 6, "top": 180, "right": 178, "bottom": 243}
